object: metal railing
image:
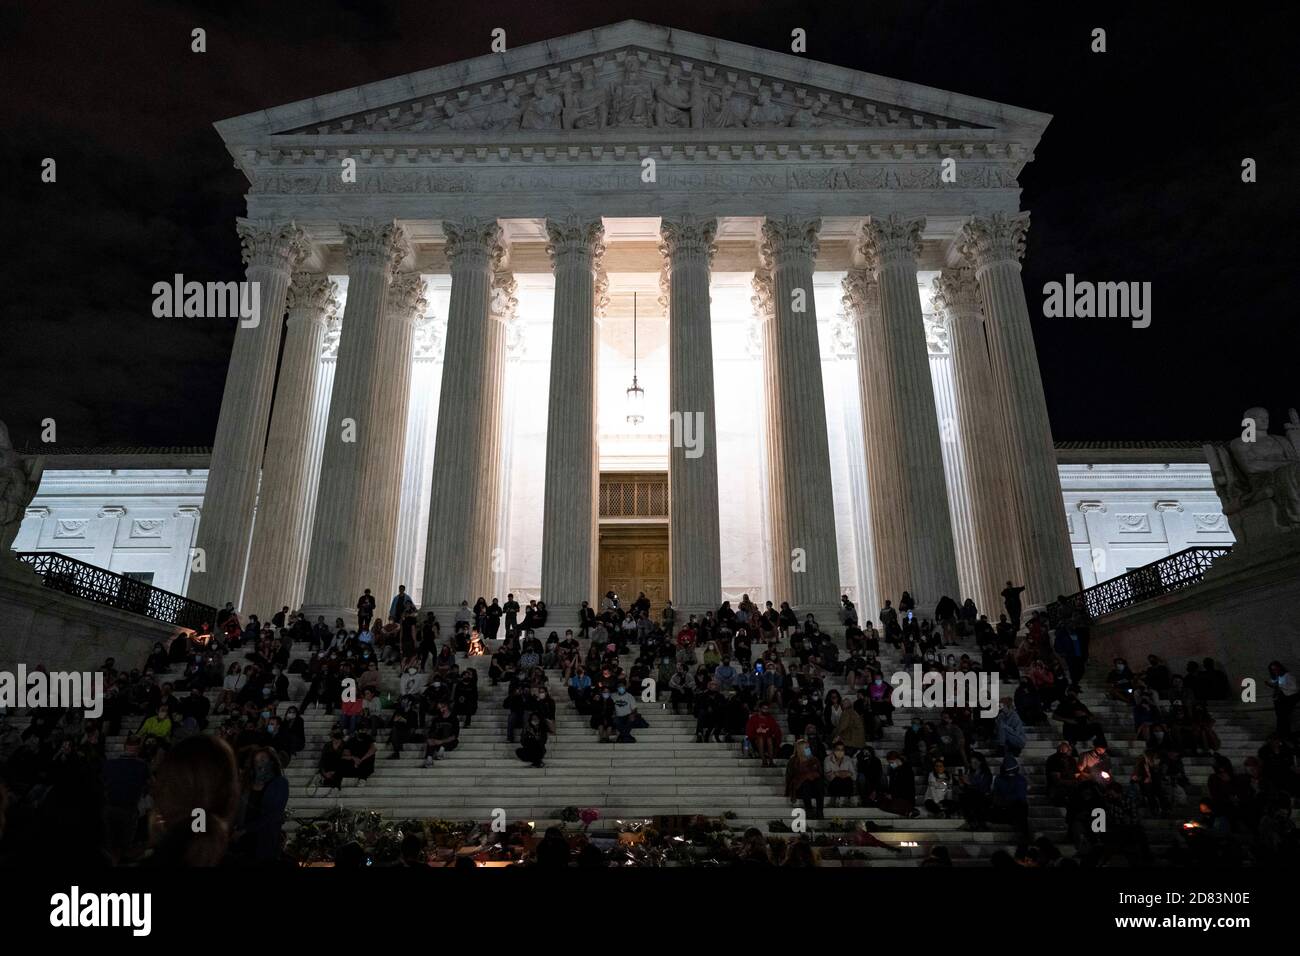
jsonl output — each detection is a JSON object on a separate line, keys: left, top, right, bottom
{"left": 15, "top": 551, "right": 217, "bottom": 631}
{"left": 1050, "top": 546, "right": 1233, "bottom": 624}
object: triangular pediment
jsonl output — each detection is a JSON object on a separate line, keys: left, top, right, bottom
{"left": 215, "top": 21, "right": 1049, "bottom": 145}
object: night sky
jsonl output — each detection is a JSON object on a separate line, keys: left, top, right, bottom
{"left": 2, "top": 0, "right": 1296, "bottom": 448}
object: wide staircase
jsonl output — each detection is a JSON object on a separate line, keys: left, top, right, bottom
{"left": 102, "top": 628, "right": 1272, "bottom": 866}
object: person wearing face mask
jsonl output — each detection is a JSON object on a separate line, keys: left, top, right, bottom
{"left": 855, "top": 745, "right": 884, "bottom": 806}
{"left": 400, "top": 665, "right": 425, "bottom": 699}
{"left": 281, "top": 706, "right": 305, "bottom": 759}
{"left": 611, "top": 683, "right": 640, "bottom": 743}
{"left": 516, "top": 713, "right": 548, "bottom": 768}
{"left": 1106, "top": 657, "right": 1135, "bottom": 703}
{"left": 878, "top": 752, "right": 920, "bottom": 818}
{"left": 867, "top": 671, "right": 894, "bottom": 727}
{"left": 785, "top": 737, "right": 825, "bottom": 819}
{"left": 423, "top": 703, "right": 459, "bottom": 766}
{"left": 1044, "top": 740, "right": 1079, "bottom": 806}
{"left": 234, "top": 747, "right": 289, "bottom": 863}
{"left": 453, "top": 671, "right": 479, "bottom": 728}
{"left": 824, "top": 741, "right": 856, "bottom": 808}
{"left": 994, "top": 697, "right": 1026, "bottom": 758}
{"left": 592, "top": 686, "right": 616, "bottom": 743}
{"left": 924, "top": 759, "right": 957, "bottom": 817}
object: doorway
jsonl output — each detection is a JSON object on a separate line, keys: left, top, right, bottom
{"left": 598, "top": 523, "right": 670, "bottom": 611}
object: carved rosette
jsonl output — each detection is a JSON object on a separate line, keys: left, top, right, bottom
{"left": 759, "top": 216, "right": 821, "bottom": 269}
{"left": 930, "top": 267, "right": 982, "bottom": 329}
{"left": 413, "top": 311, "right": 447, "bottom": 361}
{"left": 341, "top": 219, "right": 409, "bottom": 276}
{"left": 545, "top": 215, "right": 606, "bottom": 272}
{"left": 959, "top": 211, "right": 1030, "bottom": 271}
{"left": 489, "top": 269, "right": 518, "bottom": 322}
{"left": 236, "top": 219, "right": 308, "bottom": 273}
{"left": 840, "top": 267, "right": 879, "bottom": 322}
{"left": 444, "top": 217, "right": 504, "bottom": 271}
{"left": 287, "top": 272, "right": 339, "bottom": 318}
{"left": 387, "top": 272, "right": 429, "bottom": 325}
{"left": 859, "top": 214, "right": 925, "bottom": 274}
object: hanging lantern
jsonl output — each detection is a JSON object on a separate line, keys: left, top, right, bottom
{"left": 626, "top": 290, "right": 645, "bottom": 426}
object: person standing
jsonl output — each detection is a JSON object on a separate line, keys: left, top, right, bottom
{"left": 503, "top": 593, "right": 520, "bottom": 636}
{"left": 1001, "top": 581, "right": 1026, "bottom": 633}
{"left": 1268, "top": 661, "right": 1299, "bottom": 736}
{"left": 357, "top": 589, "right": 376, "bottom": 630}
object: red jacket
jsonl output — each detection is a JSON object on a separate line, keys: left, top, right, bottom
{"left": 745, "top": 713, "right": 781, "bottom": 741}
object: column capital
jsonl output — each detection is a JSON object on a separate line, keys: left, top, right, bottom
{"left": 959, "top": 211, "right": 1030, "bottom": 272}
{"left": 236, "top": 219, "right": 309, "bottom": 273}
{"left": 930, "top": 266, "right": 983, "bottom": 325}
{"left": 659, "top": 214, "right": 718, "bottom": 265}
{"left": 444, "top": 217, "right": 505, "bottom": 271}
{"left": 490, "top": 269, "right": 519, "bottom": 323}
{"left": 545, "top": 215, "right": 605, "bottom": 272}
{"left": 387, "top": 272, "right": 429, "bottom": 325}
{"left": 859, "top": 214, "right": 925, "bottom": 274}
{"left": 750, "top": 264, "right": 776, "bottom": 322}
{"left": 759, "top": 215, "right": 821, "bottom": 268}
{"left": 341, "top": 219, "right": 409, "bottom": 275}
{"left": 840, "top": 267, "right": 879, "bottom": 320}
{"left": 287, "top": 272, "right": 339, "bottom": 318}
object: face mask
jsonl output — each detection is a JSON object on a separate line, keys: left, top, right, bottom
{"left": 261, "top": 711, "right": 270, "bottom": 720}
{"left": 602, "top": 692, "right": 611, "bottom": 699}
{"left": 267, "top": 725, "right": 278, "bottom": 735}
{"left": 803, "top": 747, "right": 813, "bottom": 758}
{"left": 617, "top": 687, "right": 626, "bottom": 694}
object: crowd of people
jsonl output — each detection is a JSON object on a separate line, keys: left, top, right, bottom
{"left": 1, "top": 577, "right": 1296, "bottom": 867}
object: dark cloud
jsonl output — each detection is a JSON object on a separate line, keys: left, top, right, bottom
{"left": 1, "top": 0, "right": 1295, "bottom": 446}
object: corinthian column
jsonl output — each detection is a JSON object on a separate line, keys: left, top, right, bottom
{"left": 420, "top": 219, "right": 509, "bottom": 617}
{"left": 842, "top": 267, "right": 906, "bottom": 613}
{"left": 960, "top": 212, "right": 1076, "bottom": 605}
{"left": 300, "top": 220, "right": 412, "bottom": 624}
{"left": 755, "top": 216, "right": 840, "bottom": 618}
{"left": 242, "top": 273, "right": 339, "bottom": 616}
{"left": 857, "top": 215, "right": 960, "bottom": 611}
{"left": 931, "top": 266, "right": 1022, "bottom": 614}
{"left": 190, "top": 219, "right": 306, "bottom": 609}
{"left": 661, "top": 215, "right": 722, "bottom": 617}
{"left": 539, "top": 216, "right": 604, "bottom": 624}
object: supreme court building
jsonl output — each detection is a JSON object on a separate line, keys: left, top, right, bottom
{"left": 157, "top": 21, "right": 1171, "bottom": 626}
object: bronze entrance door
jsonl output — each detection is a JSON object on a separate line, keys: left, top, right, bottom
{"left": 597, "top": 524, "right": 670, "bottom": 613}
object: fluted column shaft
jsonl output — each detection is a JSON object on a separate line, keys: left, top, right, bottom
{"left": 420, "top": 219, "right": 509, "bottom": 613}
{"left": 539, "top": 217, "right": 604, "bottom": 623}
{"left": 756, "top": 216, "right": 840, "bottom": 616}
{"left": 242, "top": 274, "right": 338, "bottom": 615}
{"left": 932, "top": 267, "right": 1023, "bottom": 614}
{"left": 301, "top": 220, "right": 411, "bottom": 622}
{"left": 190, "top": 219, "right": 306, "bottom": 609}
{"left": 859, "top": 215, "right": 960, "bottom": 611}
{"left": 662, "top": 216, "right": 722, "bottom": 616}
{"left": 961, "top": 212, "right": 1076, "bottom": 605}
{"left": 843, "top": 268, "right": 909, "bottom": 613}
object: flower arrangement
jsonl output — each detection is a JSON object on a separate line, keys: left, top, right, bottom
{"left": 578, "top": 807, "right": 602, "bottom": 829}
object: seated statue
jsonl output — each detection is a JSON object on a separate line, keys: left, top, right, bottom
{"left": 611, "top": 57, "right": 653, "bottom": 128}
{"left": 520, "top": 79, "right": 563, "bottom": 130}
{"left": 562, "top": 68, "right": 607, "bottom": 130}
{"left": 0, "top": 419, "right": 45, "bottom": 574}
{"left": 653, "top": 64, "right": 700, "bottom": 129}
{"left": 1204, "top": 406, "right": 1300, "bottom": 544}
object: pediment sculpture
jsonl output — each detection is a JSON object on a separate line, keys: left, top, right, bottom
{"left": 297, "top": 51, "right": 979, "bottom": 136}
{"left": 1203, "top": 406, "right": 1300, "bottom": 545}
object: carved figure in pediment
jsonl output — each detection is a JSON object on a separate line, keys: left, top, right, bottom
{"left": 654, "top": 64, "right": 702, "bottom": 129}
{"left": 563, "top": 68, "right": 608, "bottom": 130}
{"left": 789, "top": 101, "right": 826, "bottom": 128}
{"left": 442, "top": 100, "right": 479, "bottom": 131}
{"left": 483, "top": 91, "right": 523, "bottom": 132}
{"left": 520, "top": 79, "right": 563, "bottom": 130}
{"left": 611, "top": 57, "right": 654, "bottom": 128}
{"left": 706, "top": 84, "right": 748, "bottom": 128}
{"left": 746, "top": 88, "right": 787, "bottom": 127}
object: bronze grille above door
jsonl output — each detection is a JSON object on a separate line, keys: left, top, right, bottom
{"left": 599, "top": 472, "right": 668, "bottom": 519}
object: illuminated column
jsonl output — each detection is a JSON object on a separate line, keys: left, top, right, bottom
{"left": 190, "top": 219, "right": 305, "bottom": 608}
{"left": 242, "top": 273, "right": 338, "bottom": 615}
{"left": 961, "top": 212, "right": 1076, "bottom": 605}
{"left": 539, "top": 216, "right": 604, "bottom": 624}
{"left": 301, "top": 220, "right": 412, "bottom": 623}
{"left": 420, "top": 219, "right": 511, "bottom": 617}
{"left": 858, "top": 215, "right": 960, "bottom": 611}
{"left": 931, "top": 266, "right": 1022, "bottom": 614}
{"left": 661, "top": 215, "right": 722, "bottom": 617}
{"left": 755, "top": 216, "right": 840, "bottom": 618}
